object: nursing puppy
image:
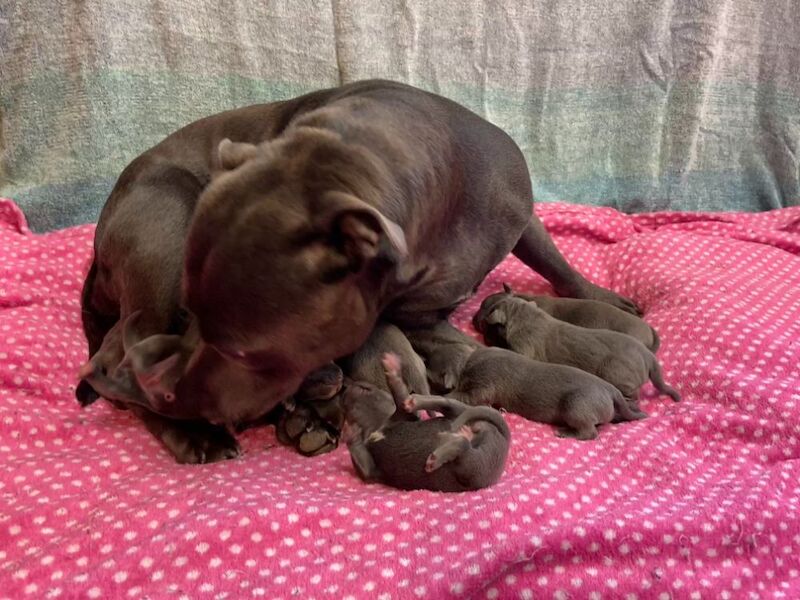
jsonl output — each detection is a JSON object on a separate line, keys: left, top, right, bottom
{"left": 274, "top": 323, "right": 430, "bottom": 454}
{"left": 474, "top": 284, "right": 660, "bottom": 351}
{"left": 475, "top": 296, "right": 681, "bottom": 403}
{"left": 342, "top": 354, "right": 509, "bottom": 491}
{"left": 182, "top": 79, "right": 638, "bottom": 423}
{"left": 340, "top": 322, "right": 429, "bottom": 395}
{"left": 404, "top": 321, "right": 481, "bottom": 393}
{"left": 408, "top": 324, "right": 646, "bottom": 439}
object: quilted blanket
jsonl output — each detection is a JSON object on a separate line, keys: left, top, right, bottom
{"left": 1, "top": 198, "right": 799, "bottom": 599}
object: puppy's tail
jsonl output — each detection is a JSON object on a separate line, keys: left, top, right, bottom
{"left": 612, "top": 389, "right": 647, "bottom": 422}
{"left": 649, "top": 360, "right": 681, "bottom": 402}
{"left": 650, "top": 327, "right": 661, "bottom": 353}
{"left": 451, "top": 405, "right": 510, "bottom": 439}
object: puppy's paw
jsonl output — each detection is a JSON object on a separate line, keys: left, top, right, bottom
{"left": 456, "top": 424, "right": 474, "bottom": 441}
{"left": 424, "top": 453, "right": 440, "bottom": 473}
{"left": 298, "top": 428, "right": 338, "bottom": 456}
{"left": 381, "top": 352, "right": 402, "bottom": 376}
{"left": 403, "top": 396, "right": 417, "bottom": 412}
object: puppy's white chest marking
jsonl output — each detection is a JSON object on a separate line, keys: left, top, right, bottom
{"left": 368, "top": 430, "right": 386, "bottom": 443}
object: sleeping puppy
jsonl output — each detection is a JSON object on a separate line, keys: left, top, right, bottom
{"left": 342, "top": 353, "right": 510, "bottom": 492}
{"left": 404, "top": 321, "right": 481, "bottom": 393}
{"left": 273, "top": 324, "right": 430, "bottom": 455}
{"left": 474, "top": 284, "right": 660, "bottom": 351}
{"left": 474, "top": 295, "right": 681, "bottom": 404}
{"left": 408, "top": 324, "right": 646, "bottom": 440}
{"left": 78, "top": 316, "right": 242, "bottom": 464}
{"left": 339, "top": 321, "right": 430, "bottom": 395}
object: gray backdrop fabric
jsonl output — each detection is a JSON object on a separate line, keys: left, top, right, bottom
{"left": 1, "top": 0, "right": 798, "bottom": 231}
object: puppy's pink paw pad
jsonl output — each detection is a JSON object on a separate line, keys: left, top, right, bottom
{"left": 403, "top": 397, "right": 416, "bottom": 412}
{"left": 424, "top": 454, "right": 438, "bottom": 472}
{"left": 457, "top": 425, "right": 474, "bottom": 441}
{"left": 381, "top": 352, "right": 402, "bottom": 375}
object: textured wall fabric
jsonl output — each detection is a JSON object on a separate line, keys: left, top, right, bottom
{"left": 1, "top": 197, "right": 799, "bottom": 597}
{"left": 1, "top": 0, "right": 799, "bottom": 231}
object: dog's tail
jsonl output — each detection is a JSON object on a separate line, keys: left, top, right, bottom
{"left": 611, "top": 389, "right": 647, "bottom": 422}
{"left": 650, "top": 327, "right": 661, "bottom": 353}
{"left": 649, "top": 360, "right": 681, "bottom": 402}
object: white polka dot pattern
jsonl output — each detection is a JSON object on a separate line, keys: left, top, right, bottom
{"left": 1, "top": 197, "right": 799, "bottom": 599}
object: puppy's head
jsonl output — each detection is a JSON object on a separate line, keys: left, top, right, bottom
{"left": 183, "top": 136, "right": 407, "bottom": 381}
{"left": 340, "top": 381, "right": 396, "bottom": 436}
{"left": 472, "top": 285, "right": 515, "bottom": 333}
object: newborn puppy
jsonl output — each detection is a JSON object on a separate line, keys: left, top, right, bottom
{"left": 340, "top": 322, "right": 430, "bottom": 395}
{"left": 474, "top": 284, "right": 660, "bottom": 351}
{"left": 79, "top": 316, "right": 242, "bottom": 464}
{"left": 342, "top": 353, "right": 510, "bottom": 492}
{"left": 405, "top": 321, "right": 481, "bottom": 392}
{"left": 475, "top": 295, "right": 681, "bottom": 403}
{"left": 409, "top": 326, "right": 646, "bottom": 439}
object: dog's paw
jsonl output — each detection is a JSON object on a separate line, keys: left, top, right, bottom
{"left": 403, "top": 396, "right": 417, "bottom": 412}
{"left": 569, "top": 282, "right": 641, "bottom": 315}
{"left": 276, "top": 400, "right": 340, "bottom": 456}
{"left": 162, "top": 423, "right": 241, "bottom": 464}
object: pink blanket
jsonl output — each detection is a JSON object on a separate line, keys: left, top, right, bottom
{"left": 1, "top": 198, "right": 799, "bottom": 599}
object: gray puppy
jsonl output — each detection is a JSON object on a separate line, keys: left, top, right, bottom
{"left": 474, "top": 284, "right": 660, "bottom": 351}
{"left": 475, "top": 295, "right": 681, "bottom": 404}
{"left": 342, "top": 353, "right": 510, "bottom": 492}
{"left": 409, "top": 325, "right": 646, "bottom": 440}
{"left": 340, "top": 322, "right": 430, "bottom": 395}
{"left": 404, "top": 322, "right": 481, "bottom": 393}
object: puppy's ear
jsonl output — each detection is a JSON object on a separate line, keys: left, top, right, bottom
{"left": 485, "top": 306, "right": 507, "bottom": 326}
{"left": 319, "top": 192, "right": 407, "bottom": 271}
{"left": 218, "top": 138, "right": 259, "bottom": 170}
{"left": 121, "top": 334, "right": 185, "bottom": 402}
{"left": 502, "top": 283, "right": 513, "bottom": 294}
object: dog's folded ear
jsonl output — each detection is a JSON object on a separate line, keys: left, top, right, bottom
{"left": 218, "top": 138, "right": 259, "bottom": 170}
{"left": 319, "top": 191, "right": 407, "bottom": 272}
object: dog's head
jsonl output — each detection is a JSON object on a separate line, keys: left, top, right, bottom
{"left": 183, "top": 134, "right": 407, "bottom": 380}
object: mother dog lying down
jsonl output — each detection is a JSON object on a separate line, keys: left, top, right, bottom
{"left": 81, "top": 79, "right": 636, "bottom": 432}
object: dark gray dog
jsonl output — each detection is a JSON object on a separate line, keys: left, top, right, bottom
{"left": 474, "top": 284, "right": 660, "bottom": 351}
{"left": 80, "top": 79, "right": 637, "bottom": 448}
{"left": 342, "top": 353, "right": 510, "bottom": 491}
{"left": 173, "top": 79, "right": 638, "bottom": 424}
{"left": 408, "top": 324, "right": 646, "bottom": 440}
{"left": 474, "top": 295, "right": 681, "bottom": 404}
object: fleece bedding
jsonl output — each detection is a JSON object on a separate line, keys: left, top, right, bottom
{"left": 1, "top": 197, "right": 799, "bottom": 599}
